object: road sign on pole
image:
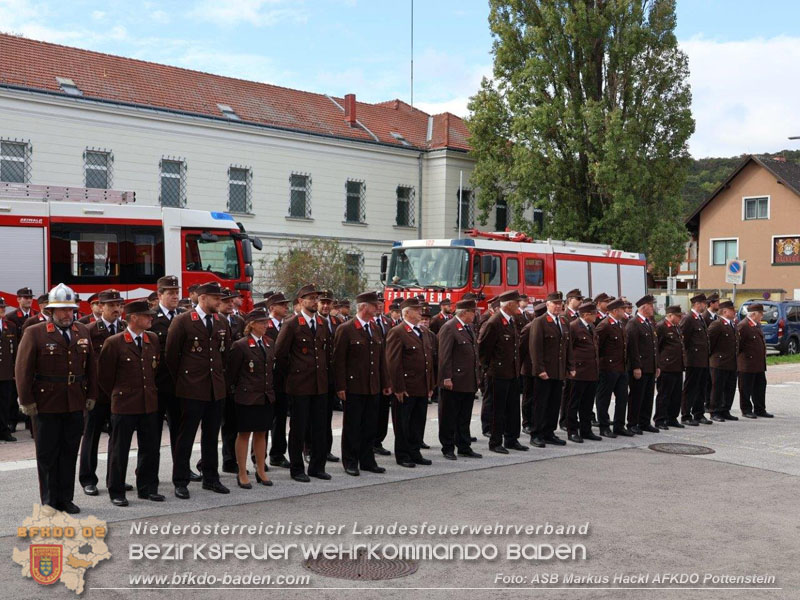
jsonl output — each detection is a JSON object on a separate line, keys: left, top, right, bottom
{"left": 725, "top": 259, "right": 745, "bottom": 285}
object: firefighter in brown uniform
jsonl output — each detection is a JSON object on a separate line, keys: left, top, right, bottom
{"left": 79, "top": 289, "right": 126, "bottom": 496}
{"left": 529, "top": 292, "right": 573, "bottom": 447}
{"left": 372, "top": 294, "right": 394, "bottom": 457}
{"left": 708, "top": 300, "right": 740, "bottom": 422}
{"left": 680, "top": 293, "right": 712, "bottom": 425}
{"left": 429, "top": 297, "right": 453, "bottom": 335}
{"left": 333, "top": 291, "right": 390, "bottom": 476}
{"left": 0, "top": 298, "right": 19, "bottom": 441}
{"left": 78, "top": 293, "right": 101, "bottom": 324}
{"left": 98, "top": 300, "right": 163, "bottom": 506}
{"left": 478, "top": 290, "right": 527, "bottom": 453}
{"left": 220, "top": 287, "right": 246, "bottom": 473}
{"left": 701, "top": 292, "right": 721, "bottom": 410}
{"left": 521, "top": 302, "right": 547, "bottom": 435}
{"left": 625, "top": 295, "right": 660, "bottom": 434}
{"left": 265, "top": 292, "right": 291, "bottom": 469}
{"left": 316, "top": 290, "right": 341, "bottom": 461}
{"left": 737, "top": 303, "right": 772, "bottom": 418}
{"left": 595, "top": 298, "right": 631, "bottom": 437}
{"left": 437, "top": 298, "right": 482, "bottom": 460}
{"left": 16, "top": 284, "right": 98, "bottom": 514}
{"left": 385, "top": 297, "right": 435, "bottom": 467}
{"left": 566, "top": 301, "right": 602, "bottom": 443}
{"left": 654, "top": 306, "right": 685, "bottom": 429}
{"left": 6, "top": 287, "right": 38, "bottom": 330}
{"left": 166, "top": 281, "right": 231, "bottom": 499}
{"left": 559, "top": 289, "right": 583, "bottom": 430}
{"left": 478, "top": 296, "right": 500, "bottom": 437}
{"left": 21, "top": 295, "right": 50, "bottom": 334}
{"left": 275, "top": 284, "right": 332, "bottom": 482}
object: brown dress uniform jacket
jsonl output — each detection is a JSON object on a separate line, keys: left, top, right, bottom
{"left": 264, "top": 316, "right": 284, "bottom": 392}
{"left": 6, "top": 308, "right": 37, "bottom": 332}
{"left": 148, "top": 306, "right": 183, "bottom": 391}
{"left": 708, "top": 318, "right": 739, "bottom": 371}
{"left": 15, "top": 320, "right": 98, "bottom": 413}
{"left": 680, "top": 310, "right": 710, "bottom": 368}
{"left": 702, "top": 309, "right": 720, "bottom": 327}
{"left": 78, "top": 314, "right": 98, "bottom": 325}
{"left": 530, "top": 312, "right": 571, "bottom": 380}
{"left": 274, "top": 312, "right": 330, "bottom": 396}
{"left": 737, "top": 318, "right": 767, "bottom": 373}
{"left": 224, "top": 313, "right": 245, "bottom": 341}
{"left": 97, "top": 330, "right": 160, "bottom": 414}
{"left": 332, "top": 318, "right": 387, "bottom": 395}
{"left": 596, "top": 316, "right": 627, "bottom": 372}
{"left": 519, "top": 321, "right": 533, "bottom": 376}
{"left": 478, "top": 311, "right": 520, "bottom": 379}
{"left": 385, "top": 322, "right": 435, "bottom": 397}
{"left": 655, "top": 319, "right": 684, "bottom": 372}
{"left": 569, "top": 318, "right": 599, "bottom": 381}
{"left": 0, "top": 319, "right": 19, "bottom": 380}
{"left": 429, "top": 312, "right": 451, "bottom": 335}
{"left": 21, "top": 313, "right": 48, "bottom": 335}
{"left": 437, "top": 317, "right": 479, "bottom": 393}
{"left": 565, "top": 308, "right": 579, "bottom": 323}
{"left": 87, "top": 319, "right": 126, "bottom": 404}
{"left": 165, "top": 308, "right": 230, "bottom": 401}
{"left": 625, "top": 315, "right": 658, "bottom": 373}
{"left": 227, "top": 335, "right": 276, "bottom": 405}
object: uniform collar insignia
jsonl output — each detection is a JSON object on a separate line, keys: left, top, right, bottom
{"left": 248, "top": 338, "right": 256, "bottom": 347}
{"left": 267, "top": 320, "right": 274, "bottom": 328}
{"left": 298, "top": 316, "right": 306, "bottom": 326}
{"left": 546, "top": 315, "right": 553, "bottom": 322}
{"left": 354, "top": 319, "right": 362, "bottom": 329}
{"left": 317, "top": 315, "right": 324, "bottom": 325}
{"left": 46, "top": 323, "right": 55, "bottom": 332}
{"left": 456, "top": 322, "right": 463, "bottom": 330}
{"left": 501, "top": 318, "right": 508, "bottom": 326}
{"left": 71, "top": 324, "right": 78, "bottom": 332}
{"left": 191, "top": 312, "right": 199, "bottom": 321}
{"left": 124, "top": 331, "right": 133, "bottom": 343}
{"left": 404, "top": 324, "right": 412, "bottom": 332}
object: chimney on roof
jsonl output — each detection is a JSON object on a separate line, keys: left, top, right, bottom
{"left": 344, "top": 94, "right": 356, "bottom": 126}
{"left": 773, "top": 155, "right": 787, "bottom": 162}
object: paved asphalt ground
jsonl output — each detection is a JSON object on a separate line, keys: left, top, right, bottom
{"left": 1, "top": 364, "right": 798, "bottom": 599}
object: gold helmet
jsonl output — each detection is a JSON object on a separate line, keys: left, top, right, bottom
{"left": 47, "top": 283, "right": 79, "bottom": 309}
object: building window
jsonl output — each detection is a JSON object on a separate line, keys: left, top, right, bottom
{"left": 289, "top": 173, "right": 311, "bottom": 218}
{"left": 0, "top": 139, "right": 31, "bottom": 183}
{"left": 84, "top": 149, "right": 112, "bottom": 189}
{"left": 495, "top": 198, "right": 508, "bottom": 231}
{"left": 396, "top": 185, "right": 415, "bottom": 227}
{"left": 228, "top": 166, "right": 252, "bottom": 214}
{"left": 711, "top": 239, "right": 738, "bottom": 265}
{"left": 457, "top": 189, "right": 474, "bottom": 230}
{"left": 345, "top": 179, "right": 366, "bottom": 223}
{"left": 744, "top": 196, "right": 769, "bottom": 220}
{"left": 345, "top": 252, "right": 364, "bottom": 284}
{"left": 159, "top": 158, "right": 186, "bottom": 208}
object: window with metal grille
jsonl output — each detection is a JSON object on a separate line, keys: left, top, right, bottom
{"left": 345, "top": 179, "right": 366, "bottom": 223}
{"left": 495, "top": 198, "right": 508, "bottom": 231}
{"left": 396, "top": 185, "right": 415, "bottom": 227}
{"left": 457, "top": 189, "right": 474, "bottom": 230}
{"left": 84, "top": 149, "right": 112, "bottom": 189}
{"left": 289, "top": 173, "right": 311, "bottom": 218}
{"left": 345, "top": 252, "right": 364, "bottom": 281}
{"left": 160, "top": 158, "right": 186, "bottom": 208}
{"left": 0, "top": 139, "right": 31, "bottom": 183}
{"left": 228, "top": 166, "right": 252, "bottom": 214}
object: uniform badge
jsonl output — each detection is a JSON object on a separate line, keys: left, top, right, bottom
{"left": 192, "top": 338, "right": 201, "bottom": 352}
{"left": 77, "top": 338, "right": 89, "bottom": 346}
{"left": 30, "top": 544, "right": 62, "bottom": 585}
{"left": 302, "top": 347, "right": 308, "bottom": 354}
{"left": 248, "top": 360, "right": 254, "bottom": 373}
{"left": 46, "top": 343, "right": 57, "bottom": 354}
{"left": 191, "top": 312, "right": 199, "bottom": 321}
{"left": 152, "top": 357, "right": 158, "bottom": 369}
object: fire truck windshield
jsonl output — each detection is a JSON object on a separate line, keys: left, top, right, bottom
{"left": 185, "top": 233, "right": 240, "bottom": 279}
{"left": 387, "top": 247, "right": 469, "bottom": 289}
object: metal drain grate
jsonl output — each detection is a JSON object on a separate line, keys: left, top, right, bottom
{"left": 304, "top": 548, "right": 419, "bottom": 580}
{"left": 649, "top": 443, "right": 715, "bottom": 455}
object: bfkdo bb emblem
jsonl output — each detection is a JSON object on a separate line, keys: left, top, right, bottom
{"left": 30, "top": 544, "right": 62, "bottom": 585}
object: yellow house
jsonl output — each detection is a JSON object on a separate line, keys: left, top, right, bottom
{"left": 686, "top": 155, "right": 800, "bottom": 299}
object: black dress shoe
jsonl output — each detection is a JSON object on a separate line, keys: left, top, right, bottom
{"left": 175, "top": 486, "right": 190, "bottom": 499}
{"left": 522, "top": 425, "right": 532, "bottom": 435}
{"left": 363, "top": 465, "right": 386, "bottom": 473}
{"left": 710, "top": 414, "right": 726, "bottom": 422}
{"left": 490, "top": 445, "right": 510, "bottom": 454}
{"left": 682, "top": 418, "right": 699, "bottom": 426}
{"left": 344, "top": 466, "right": 360, "bottom": 476}
{"left": 482, "top": 430, "right": 490, "bottom": 438}
{"left": 756, "top": 411, "right": 774, "bottom": 418}
{"left": 237, "top": 476, "right": 252, "bottom": 489}
{"left": 722, "top": 413, "right": 739, "bottom": 421}
{"left": 628, "top": 425, "right": 643, "bottom": 435}
{"left": 582, "top": 431, "right": 602, "bottom": 441}
{"left": 442, "top": 452, "right": 457, "bottom": 460}
{"left": 83, "top": 484, "right": 99, "bottom": 496}
{"left": 697, "top": 416, "right": 713, "bottom": 425}
{"left": 189, "top": 470, "right": 203, "bottom": 482}
{"left": 125, "top": 483, "right": 134, "bottom": 491}
{"left": 309, "top": 471, "right": 332, "bottom": 480}
{"left": 0, "top": 432, "right": 17, "bottom": 441}
{"left": 373, "top": 445, "right": 391, "bottom": 456}
{"left": 470, "top": 436, "right": 477, "bottom": 442}
{"left": 138, "top": 493, "right": 165, "bottom": 502}
{"left": 292, "top": 473, "right": 311, "bottom": 482}
{"left": 559, "top": 423, "right": 568, "bottom": 432}
{"left": 327, "top": 453, "right": 340, "bottom": 462}
{"left": 420, "top": 442, "right": 430, "bottom": 450}
{"left": 111, "top": 497, "right": 129, "bottom": 507}
{"left": 640, "top": 424, "right": 659, "bottom": 433}
{"left": 222, "top": 462, "right": 239, "bottom": 474}
{"left": 614, "top": 428, "right": 634, "bottom": 437}
{"left": 270, "top": 456, "right": 291, "bottom": 468}
{"left": 255, "top": 472, "right": 273, "bottom": 486}
{"left": 412, "top": 457, "right": 432, "bottom": 465}
{"left": 504, "top": 440, "right": 529, "bottom": 451}
{"left": 591, "top": 418, "right": 599, "bottom": 427}
{"left": 568, "top": 433, "right": 583, "bottom": 443}
{"left": 599, "top": 427, "right": 617, "bottom": 438}
{"left": 458, "top": 449, "right": 483, "bottom": 458}
{"left": 544, "top": 434, "right": 567, "bottom": 446}
{"left": 397, "top": 461, "right": 416, "bottom": 468}
{"left": 742, "top": 412, "right": 757, "bottom": 419}
{"left": 655, "top": 422, "right": 670, "bottom": 430}
{"left": 59, "top": 501, "right": 80, "bottom": 514}
{"left": 529, "top": 437, "right": 546, "bottom": 448}
{"left": 667, "top": 420, "right": 685, "bottom": 428}
{"left": 202, "top": 481, "right": 230, "bottom": 494}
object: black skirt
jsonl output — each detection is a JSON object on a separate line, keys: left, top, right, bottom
{"left": 235, "top": 402, "right": 273, "bottom": 433}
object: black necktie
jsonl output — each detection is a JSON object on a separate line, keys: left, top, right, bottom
{"left": 309, "top": 318, "right": 316, "bottom": 334}
{"left": 230, "top": 316, "right": 235, "bottom": 327}
{"left": 376, "top": 319, "right": 385, "bottom": 336}
{"left": 257, "top": 339, "right": 266, "bottom": 357}
{"left": 465, "top": 324, "right": 474, "bottom": 341}
{"left": 413, "top": 326, "right": 422, "bottom": 338}
{"left": 60, "top": 327, "right": 70, "bottom": 345}
{"left": 205, "top": 314, "right": 213, "bottom": 337}
{"left": 109, "top": 323, "right": 116, "bottom": 335}
{"left": 168, "top": 310, "right": 175, "bottom": 319}
{"left": 135, "top": 335, "right": 142, "bottom": 350}
{"left": 365, "top": 322, "right": 373, "bottom": 340}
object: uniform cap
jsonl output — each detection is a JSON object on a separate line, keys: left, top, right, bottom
{"left": 533, "top": 302, "right": 547, "bottom": 317}
{"left": 196, "top": 282, "right": 224, "bottom": 296}
{"left": 245, "top": 308, "right": 270, "bottom": 323}
{"left": 125, "top": 300, "right": 156, "bottom": 316}
{"left": 566, "top": 288, "right": 583, "bottom": 299}
{"left": 635, "top": 294, "right": 655, "bottom": 307}
{"left": 545, "top": 291, "right": 564, "bottom": 302}
{"left": 98, "top": 289, "right": 123, "bottom": 303}
{"left": 594, "top": 293, "right": 610, "bottom": 304}
{"left": 16, "top": 287, "right": 34, "bottom": 298}
{"left": 147, "top": 291, "right": 158, "bottom": 301}
{"left": 707, "top": 292, "right": 720, "bottom": 303}
{"left": 37, "top": 294, "right": 49, "bottom": 305}
{"left": 319, "top": 289, "right": 335, "bottom": 301}
{"left": 498, "top": 290, "right": 520, "bottom": 302}
{"left": 267, "top": 292, "right": 290, "bottom": 308}
{"left": 399, "top": 297, "right": 421, "bottom": 310}
{"left": 221, "top": 287, "right": 240, "bottom": 300}
{"left": 665, "top": 305, "right": 682, "bottom": 315}
{"left": 157, "top": 275, "right": 180, "bottom": 290}
{"left": 456, "top": 299, "right": 477, "bottom": 310}
{"left": 439, "top": 297, "right": 452, "bottom": 305}
{"left": 607, "top": 298, "right": 625, "bottom": 311}
{"left": 718, "top": 300, "right": 735, "bottom": 310}
{"left": 578, "top": 301, "right": 596, "bottom": 314}
{"left": 746, "top": 303, "right": 764, "bottom": 312}
{"left": 690, "top": 293, "right": 707, "bottom": 304}
{"left": 296, "top": 284, "right": 319, "bottom": 299}
{"left": 87, "top": 293, "right": 99, "bottom": 304}
{"left": 355, "top": 291, "right": 379, "bottom": 304}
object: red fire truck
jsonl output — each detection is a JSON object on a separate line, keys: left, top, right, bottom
{"left": 0, "top": 183, "right": 262, "bottom": 313}
{"left": 381, "top": 230, "right": 647, "bottom": 310}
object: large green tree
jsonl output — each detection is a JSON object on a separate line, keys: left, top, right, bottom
{"left": 468, "top": 0, "right": 695, "bottom": 275}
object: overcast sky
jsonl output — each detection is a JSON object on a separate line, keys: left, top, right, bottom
{"left": 1, "top": 0, "right": 798, "bottom": 158}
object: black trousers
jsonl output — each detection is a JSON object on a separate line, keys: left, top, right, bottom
{"left": 373, "top": 393, "right": 391, "bottom": 448}
{"left": 108, "top": 412, "right": 160, "bottom": 498}
{"left": 438, "top": 389, "right": 475, "bottom": 453}
{"left": 738, "top": 372, "right": 767, "bottom": 414}
{"left": 628, "top": 371, "right": 656, "bottom": 428}
{"left": 568, "top": 380, "right": 597, "bottom": 435}
{"left": 654, "top": 371, "right": 682, "bottom": 424}
{"left": 79, "top": 401, "right": 111, "bottom": 487}
{"left": 532, "top": 377, "right": 562, "bottom": 438}
{"left": 596, "top": 371, "right": 628, "bottom": 429}
{"left": 172, "top": 398, "right": 222, "bottom": 487}
{"left": 682, "top": 367, "right": 708, "bottom": 420}
{"left": 288, "top": 393, "right": 327, "bottom": 476}
{"left": 221, "top": 395, "right": 237, "bottom": 468}
{"left": 521, "top": 375, "right": 534, "bottom": 429}
{"left": 269, "top": 390, "right": 288, "bottom": 460}
{"left": 341, "top": 393, "right": 379, "bottom": 469}
{"left": 307, "top": 386, "right": 336, "bottom": 456}
{"left": 391, "top": 395, "right": 428, "bottom": 463}
{"left": 558, "top": 379, "right": 572, "bottom": 428}
{"left": 158, "top": 385, "right": 182, "bottom": 457}
{"left": 480, "top": 375, "right": 493, "bottom": 435}
{"left": 487, "top": 376, "right": 520, "bottom": 448}
{"left": 34, "top": 411, "right": 84, "bottom": 507}
{"left": 711, "top": 368, "right": 737, "bottom": 415}
{"left": 0, "top": 380, "right": 13, "bottom": 434}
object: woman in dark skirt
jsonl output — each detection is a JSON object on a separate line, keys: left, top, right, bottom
{"left": 227, "top": 309, "right": 276, "bottom": 488}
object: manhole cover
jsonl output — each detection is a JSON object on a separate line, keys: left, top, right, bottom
{"left": 649, "top": 443, "right": 715, "bottom": 455}
{"left": 304, "top": 548, "right": 418, "bottom": 580}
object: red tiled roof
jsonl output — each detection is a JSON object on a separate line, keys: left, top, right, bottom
{"left": 0, "top": 33, "right": 471, "bottom": 152}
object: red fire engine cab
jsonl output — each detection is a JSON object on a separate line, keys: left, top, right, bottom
{"left": 0, "top": 183, "right": 262, "bottom": 313}
{"left": 381, "top": 230, "right": 647, "bottom": 310}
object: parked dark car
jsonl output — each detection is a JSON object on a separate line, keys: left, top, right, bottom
{"left": 738, "top": 300, "right": 800, "bottom": 355}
